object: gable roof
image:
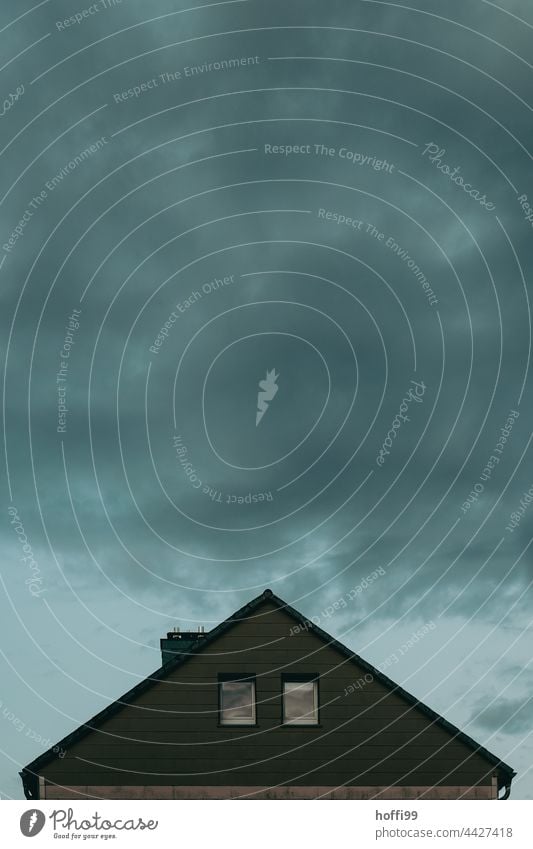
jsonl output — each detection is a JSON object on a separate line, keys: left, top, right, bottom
{"left": 20, "top": 588, "right": 516, "bottom": 798}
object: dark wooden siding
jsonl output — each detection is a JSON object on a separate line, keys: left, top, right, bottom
{"left": 40, "top": 602, "right": 495, "bottom": 788}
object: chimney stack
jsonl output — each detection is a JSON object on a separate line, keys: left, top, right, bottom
{"left": 160, "top": 626, "right": 208, "bottom": 664}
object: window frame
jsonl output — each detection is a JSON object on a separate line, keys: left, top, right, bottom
{"left": 218, "top": 673, "right": 257, "bottom": 727}
{"left": 281, "top": 673, "right": 320, "bottom": 726}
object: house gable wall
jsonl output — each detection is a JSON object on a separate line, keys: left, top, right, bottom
{"left": 38, "top": 601, "right": 496, "bottom": 793}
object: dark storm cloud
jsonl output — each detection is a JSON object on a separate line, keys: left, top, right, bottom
{"left": 471, "top": 696, "right": 533, "bottom": 735}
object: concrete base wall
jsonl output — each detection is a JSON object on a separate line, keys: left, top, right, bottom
{"left": 42, "top": 783, "right": 495, "bottom": 800}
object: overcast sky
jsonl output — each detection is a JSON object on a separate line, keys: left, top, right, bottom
{"left": 1, "top": 0, "right": 532, "bottom": 800}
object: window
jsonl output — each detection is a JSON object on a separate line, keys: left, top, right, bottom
{"left": 219, "top": 674, "right": 256, "bottom": 725}
{"left": 282, "top": 674, "right": 319, "bottom": 725}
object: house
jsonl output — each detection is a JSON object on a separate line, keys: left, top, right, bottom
{"left": 20, "top": 589, "right": 515, "bottom": 800}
